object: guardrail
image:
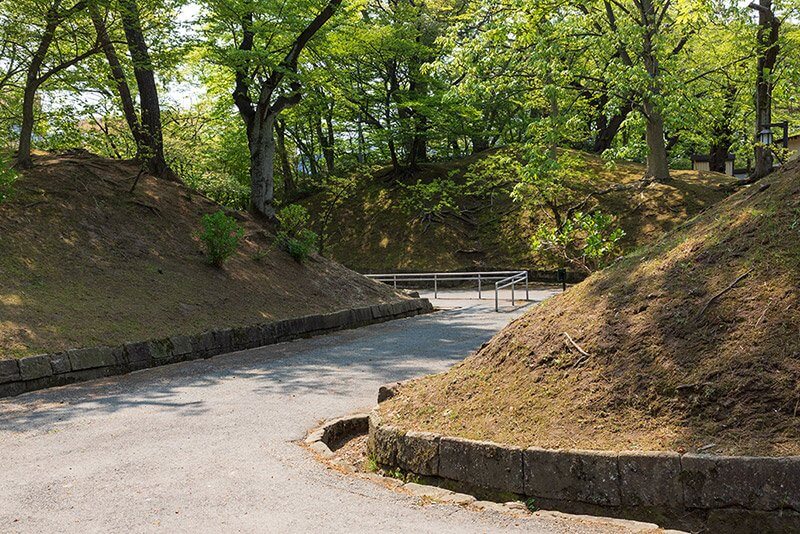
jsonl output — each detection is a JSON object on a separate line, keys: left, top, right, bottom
{"left": 365, "top": 271, "right": 529, "bottom": 312}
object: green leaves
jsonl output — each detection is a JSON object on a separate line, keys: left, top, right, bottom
{"left": 198, "top": 210, "right": 245, "bottom": 267}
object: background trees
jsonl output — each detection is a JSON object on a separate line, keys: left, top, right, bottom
{"left": 0, "top": 0, "right": 798, "bottom": 212}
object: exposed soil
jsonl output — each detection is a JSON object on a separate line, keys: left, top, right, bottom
{"left": 0, "top": 151, "right": 405, "bottom": 358}
{"left": 306, "top": 148, "right": 736, "bottom": 273}
{"left": 381, "top": 160, "right": 800, "bottom": 457}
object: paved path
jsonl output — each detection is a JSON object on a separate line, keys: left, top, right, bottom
{"left": 1, "top": 291, "right": 645, "bottom": 533}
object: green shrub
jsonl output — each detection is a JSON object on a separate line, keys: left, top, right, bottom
{"left": 198, "top": 210, "right": 244, "bottom": 267}
{"left": 0, "top": 158, "right": 18, "bottom": 204}
{"left": 276, "top": 204, "right": 318, "bottom": 262}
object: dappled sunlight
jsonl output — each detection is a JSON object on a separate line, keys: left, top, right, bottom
{"left": 382, "top": 164, "right": 800, "bottom": 457}
{"left": 0, "top": 153, "right": 404, "bottom": 357}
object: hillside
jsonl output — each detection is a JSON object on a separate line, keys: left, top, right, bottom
{"left": 306, "top": 148, "right": 737, "bottom": 273}
{"left": 380, "top": 159, "right": 800, "bottom": 456}
{"left": 0, "top": 151, "right": 406, "bottom": 359}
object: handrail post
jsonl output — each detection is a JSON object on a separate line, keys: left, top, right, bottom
{"left": 495, "top": 283, "right": 499, "bottom": 312}
{"left": 511, "top": 281, "right": 515, "bottom": 306}
{"left": 478, "top": 274, "right": 482, "bottom": 300}
{"left": 434, "top": 273, "right": 438, "bottom": 298}
{"left": 393, "top": 274, "right": 397, "bottom": 289}
{"left": 525, "top": 271, "right": 529, "bottom": 301}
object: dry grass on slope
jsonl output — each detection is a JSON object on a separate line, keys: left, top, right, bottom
{"left": 0, "top": 151, "right": 404, "bottom": 358}
{"left": 381, "top": 160, "right": 800, "bottom": 456}
{"left": 309, "top": 148, "right": 736, "bottom": 273}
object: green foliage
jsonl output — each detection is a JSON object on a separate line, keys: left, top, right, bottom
{"left": 276, "top": 204, "right": 318, "bottom": 262}
{"left": 198, "top": 210, "right": 245, "bottom": 267}
{"left": 532, "top": 211, "right": 626, "bottom": 273}
{"left": 398, "top": 177, "right": 462, "bottom": 216}
{"left": 0, "top": 158, "right": 18, "bottom": 204}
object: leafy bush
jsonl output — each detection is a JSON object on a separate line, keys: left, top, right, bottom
{"left": 276, "top": 204, "right": 318, "bottom": 262}
{"left": 198, "top": 210, "right": 244, "bottom": 267}
{"left": 0, "top": 158, "right": 18, "bottom": 204}
{"left": 532, "top": 211, "right": 625, "bottom": 273}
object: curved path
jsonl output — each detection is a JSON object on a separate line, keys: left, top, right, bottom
{"left": 1, "top": 290, "right": 647, "bottom": 533}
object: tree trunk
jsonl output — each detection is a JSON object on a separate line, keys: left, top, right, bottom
{"left": 709, "top": 84, "right": 736, "bottom": 173}
{"left": 752, "top": 0, "right": 779, "bottom": 181}
{"left": 118, "top": 0, "right": 178, "bottom": 181}
{"left": 592, "top": 104, "right": 631, "bottom": 153}
{"left": 276, "top": 119, "right": 295, "bottom": 201}
{"left": 471, "top": 136, "right": 490, "bottom": 154}
{"left": 16, "top": 4, "right": 61, "bottom": 169}
{"left": 90, "top": 4, "right": 143, "bottom": 149}
{"left": 249, "top": 114, "right": 276, "bottom": 219}
{"left": 639, "top": 0, "right": 670, "bottom": 182}
{"left": 643, "top": 101, "right": 670, "bottom": 181}
{"left": 322, "top": 107, "right": 335, "bottom": 174}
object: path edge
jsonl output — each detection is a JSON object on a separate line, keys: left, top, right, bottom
{"left": 0, "top": 298, "right": 433, "bottom": 398}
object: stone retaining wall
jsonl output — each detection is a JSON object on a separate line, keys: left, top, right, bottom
{"left": 368, "top": 408, "right": 800, "bottom": 528}
{"left": 0, "top": 298, "right": 433, "bottom": 398}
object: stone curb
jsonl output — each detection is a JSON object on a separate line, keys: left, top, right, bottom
{"left": 367, "top": 407, "right": 800, "bottom": 516}
{"left": 308, "top": 411, "right": 664, "bottom": 532}
{"left": 0, "top": 298, "right": 433, "bottom": 399}
{"left": 305, "top": 414, "right": 370, "bottom": 458}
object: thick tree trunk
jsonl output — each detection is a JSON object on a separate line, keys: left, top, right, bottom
{"left": 752, "top": 0, "right": 779, "bottom": 181}
{"left": 17, "top": 84, "right": 38, "bottom": 169}
{"left": 643, "top": 101, "right": 670, "bottom": 181}
{"left": 118, "top": 0, "right": 178, "bottom": 181}
{"left": 16, "top": 5, "right": 60, "bottom": 169}
{"left": 249, "top": 114, "right": 276, "bottom": 219}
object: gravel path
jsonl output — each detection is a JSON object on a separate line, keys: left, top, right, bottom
{"left": 0, "top": 292, "right": 649, "bottom": 533}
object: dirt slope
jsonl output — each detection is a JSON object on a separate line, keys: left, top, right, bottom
{"left": 381, "top": 159, "right": 800, "bottom": 456}
{"left": 307, "top": 149, "right": 736, "bottom": 273}
{"left": 0, "top": 151, "right": 405, "bottom": 358}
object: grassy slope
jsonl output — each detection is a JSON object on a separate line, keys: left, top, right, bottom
{"left": 308, "top": 149, "right": 736, "bottom": 272}
{"left": 0, "top": 151, "right": 405, "bottom": 359}
{"left": 381, "top": 159, "right": 800, "bottom": 456}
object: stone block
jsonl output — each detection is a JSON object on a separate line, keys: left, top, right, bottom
{"left": 707, "top": 508, "right": 800, "bottom": 533}
{"left": 49, "top": 353, "right": 71, "bottom": 374}
{"left": 0, "top": 358, "right": 20, "bottom": 384}
{"left": 378, "top": 382, "right": 400, "bottom": 403}
{"left": 170, "top": 335, "right": 193, "bottom": 356}
{"left": 191, "top": 332, "right": 215, "bottom": 355}
{"left": 147, "top": 339, "right": 173, "bottom": 362}
{"left": 258, "top": 323, "right": 277, "bottom": 346}
{"left": 67, "top": 347, "right": 116, "bottom": 371}
{"left": 321, "top": 414, "right": 368, "bottom": 446}
{"left": 524, "top": 448, "right": 621, "bottom": 506}
{"left": 618, "top": 451, "right": 683, "bottom": 508}
{"left": 300, "top": 315, "right": 325, "bottom": 334}
{"left": 681, "top": 454, "right": 800, "bottom": 511}
{"left": 112, "top": 346, "right": 127, "bottom": 366}
{"left": 124, "top": 341, "right": 152, "bottom": 367}
{"left": 212, "top": 328, "right": 233, "bottom": 353}
{"left": 370, "top": 423, "right": 402, "bottom": 466}
{"left": 18, "top": 354, "right": 53, "bottom": 380}
{"left": 273, "top": 319, "right": 294, "bottom": 340}
{"left": 440, "top": 437, "right": 524, "bottom": 494}
{"left": 352, "top": 307, "right": 372, "bottom": 325}
{"left": 397, "top": 431, "right": 440, "bottom": 476}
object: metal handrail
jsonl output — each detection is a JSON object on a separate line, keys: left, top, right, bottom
{"left": 365, "top": 270, "right": 529, "bottom": 312}
{"left": 494, "top": 271, "right": 529, "bottom": 312}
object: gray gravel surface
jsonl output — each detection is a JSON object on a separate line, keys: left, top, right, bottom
{"left": 1, "top": 293, "right": 649, "bottom": 533}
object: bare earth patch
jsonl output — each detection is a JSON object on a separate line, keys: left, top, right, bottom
{"left": 381, "top": 160, "right": 800, "bottom": 457}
